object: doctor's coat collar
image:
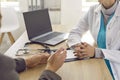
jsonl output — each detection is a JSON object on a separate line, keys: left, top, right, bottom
{"left": 95, "top": 2, "right": 120, "bottom": 17}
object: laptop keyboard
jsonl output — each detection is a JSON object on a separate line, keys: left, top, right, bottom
{"left": 36, "top": 32, "right": 63, "bottom": 42}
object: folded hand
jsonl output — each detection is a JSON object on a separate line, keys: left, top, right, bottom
{"left": 74, "top": 42, "right": 95, "bottom": 59}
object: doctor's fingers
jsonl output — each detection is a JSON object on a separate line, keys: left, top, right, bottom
{"left": 74, "top": 53, "right": 88, "bottom": 59}
{"left": 81, "top": 42, "right": 88, "bottom": 48}
{"left": 74, "top": 52, "right": 82, "bottom": 57}
{"left": 74, "top": 44, "right": 85, "bottom": 51}
{"left": 74, "top": 48, "right": 86, "bottom": 54}
{"left": 74, "top": 46, "right": 81, "bottom": 53}
{"left": 79, "top": 54, "right": 88, "bottom": 59}
{"left": 81, "top": 42, "right": 88, "bottom": 46}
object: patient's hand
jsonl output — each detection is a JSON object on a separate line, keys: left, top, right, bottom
{"left": 45, "top": 48, "right": 67, "bottom": 72}
{"left": 25, "top": 53, "right": 50, "bottom": 68}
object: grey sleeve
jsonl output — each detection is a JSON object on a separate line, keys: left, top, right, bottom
{"left": 0, "top": 54, "right": 19, "bottom": 80}
{"left": 14, "top": 58, "right": 26, "bottom": 73}
{"left": 95, "top": 48, "right": 104, "bottom": 58}
{"left": 39, "top": 70, "right": 61, "bottom": 80}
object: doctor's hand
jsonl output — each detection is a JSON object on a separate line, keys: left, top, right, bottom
{"left": 74, "top": 42, "right": 95, "bottom": 59}
{"left": 45, "top": 48, "right": 67, "bottom": 72}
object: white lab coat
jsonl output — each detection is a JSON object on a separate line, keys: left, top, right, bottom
{"left": 68, "top": 2, "right": 120, "bottom": 80}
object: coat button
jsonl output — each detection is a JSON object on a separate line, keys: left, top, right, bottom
{"left": 108, "top": 43, "right": 110, "bottom": 46}
{"left": 108, "top": 27, "right": 110, "bottom": 30}
{"left": 107, "top": 43, "right": 111, "bottom": 49}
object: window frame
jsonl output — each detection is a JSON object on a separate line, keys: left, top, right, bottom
{"left": 1, "top": 0, "right": 18, "bottom": 2}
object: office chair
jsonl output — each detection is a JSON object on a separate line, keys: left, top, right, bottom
{"left": 0, "top": 7, "right": 19, "bottom": 45}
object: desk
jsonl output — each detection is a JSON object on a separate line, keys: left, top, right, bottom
{"left": 5, "top": 25, "right": 112, "bottom": 80}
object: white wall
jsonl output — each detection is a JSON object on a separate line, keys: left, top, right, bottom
{"left": 19, "top": 0, "right": 28, "bottom": 12}
{"left": 61, "top": 0, "right": 82, "bottom": 26}
{"left": 49, "top": 11, "right": 60, "bottom": 24}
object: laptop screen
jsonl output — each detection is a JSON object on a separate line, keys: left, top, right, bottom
{"left": 23, "top": 9, "right": 52, "bottom": 39}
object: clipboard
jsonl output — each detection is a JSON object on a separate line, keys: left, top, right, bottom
{"left": 65, "top": 50, "right": 81, "bottom": 62}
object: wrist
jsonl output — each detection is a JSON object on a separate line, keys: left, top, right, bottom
{"left": 25, "top": 58, "right": 32, "bottom": 68}
{"left": 25, "top": 57, "right": 38, "bottom": 68}
{"left": 91, "top": 47, "right": 95, "bottom": 58}
{"left": 45, "top": 65, "right": 57, "bottom": 72}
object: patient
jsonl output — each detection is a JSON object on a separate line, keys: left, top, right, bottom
{"left": 0, "top": 12, "right": 66, "bottom": 80}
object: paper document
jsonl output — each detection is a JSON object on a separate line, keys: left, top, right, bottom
{"left": 66, "top": 50, "right": 77, "bottom": 59}
{"left": 65, "top": 50, "right": 79, "bottom": 62}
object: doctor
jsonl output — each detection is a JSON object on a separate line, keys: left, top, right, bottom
{"left": 68, "top": 0, "right": 120, "bottom": 80}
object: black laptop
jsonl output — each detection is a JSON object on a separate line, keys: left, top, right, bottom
{"left": 23, "top": 9, "right": 68, "bottom": 46}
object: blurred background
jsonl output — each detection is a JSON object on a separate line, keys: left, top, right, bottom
{"left": 0, "top": 0, "right": 98, "bottom": 54}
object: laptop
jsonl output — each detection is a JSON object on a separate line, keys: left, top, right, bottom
{"left": 23, "top": 9, "right": 68, "bottom": 46}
